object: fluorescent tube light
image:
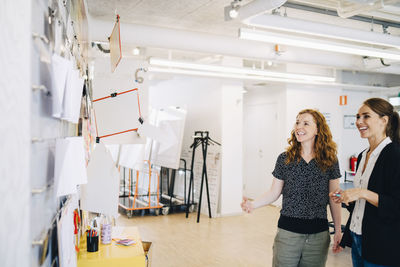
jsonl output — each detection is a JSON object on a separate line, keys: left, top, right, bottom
{"left": 244, "top": 14, "right": 400, "bottom": 49}
{"left": 239, "top": 28, "right": 400, "bottom": 61}
{"left": 148, "top": 66, "right": 391, "bottom": 91}
{"left": 148, "top": 66, "right": 325, "bottom": 84}
{"left": 149, "top": 58, "right": 335, "bottom": 82}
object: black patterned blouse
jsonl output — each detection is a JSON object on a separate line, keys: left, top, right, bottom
{"left": 272, "top": 152, "right": 341, "bottom": 234}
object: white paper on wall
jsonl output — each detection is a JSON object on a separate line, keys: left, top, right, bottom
{"left": 80, "top": 143, "right": 120, "bottom": 216}
{"left": 54, "top": 137, "right": 87, "bottom": 197}
{"left": 51, "top": 54, "right": 71, "bottom": 118}
{"left": 57, "top": 197, "right": 78, "bottom": 267}
{"left": 62, "top": 67, "right": 84, "bottom": 123}
{"left": 93, "top": 89, "right": 145, "bottom": 144}
{"left": 53, "top": 18, "right": 63, "bottom": 55}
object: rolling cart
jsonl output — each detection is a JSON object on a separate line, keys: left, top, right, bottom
{"left": 118, "top": 160, "right": 165, "bottom": 217}
{"left": 158, "top": 159, "right": 196, "bottom": 215}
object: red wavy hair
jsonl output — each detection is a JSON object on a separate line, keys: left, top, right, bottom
{"left": 286, "top": 109, "right": 338, "bottom": 171}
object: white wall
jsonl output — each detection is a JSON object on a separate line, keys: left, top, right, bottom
{"left": 244, "top": 86, "right": 287, "bottom": 152}
{"left": 243, "top": 86, "right": 286, "bottom": 205}
{"left": 339, "top": 91, "right": 371, "bottom": 177}
{"left": 0, "top": 0, "right": 31, "bottom": 266}
{"left": 220, "top": 81, "right": 243, "bottom": 216}
{"left": 286, "top": 86, "right": 342, "bottom": 143}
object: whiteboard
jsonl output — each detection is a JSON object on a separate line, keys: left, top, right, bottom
{"left": 151, "top": 107, "right": 187, "bottom": 169}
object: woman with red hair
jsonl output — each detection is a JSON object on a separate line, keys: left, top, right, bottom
{"left": 242, "top": 109, "right": 342, "bottom": 267}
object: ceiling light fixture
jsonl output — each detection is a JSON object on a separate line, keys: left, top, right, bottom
{"left": 224, "top": 0, "right": 242, "bottom": 20}
{"left": 239, "top": 28, "right": 400, "bottom": 61}
{"left": 148, "top": 66, "right": 392, "bottom": 91}
{"left": 243, "top": 14, "right": 400, "bottom": 49}
{"left": 132, "top": 47, "right": 140, "bottom": 55}
{"left": 149, "top": 58, "right": 335, "bottom": 82}
{"left": 229, "top": 6, "right": 239, "bottom": 19}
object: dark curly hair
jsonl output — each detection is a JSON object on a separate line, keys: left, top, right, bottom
{"left": 286, "top": 109, "right": 338, "bottom": 171}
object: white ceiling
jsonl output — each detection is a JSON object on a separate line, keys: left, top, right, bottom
{"left": 86, "top": 0, "right": 400, "bottom": 36}
{"left": 87, "top": 0, "right": 253, "bottom": 37}
{"left": 86, "top": 0, "right": 400, "bottom": 89}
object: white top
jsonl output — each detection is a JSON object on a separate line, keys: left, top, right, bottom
{"left": 350, "top": 137, "right": 392, "bottom": 235}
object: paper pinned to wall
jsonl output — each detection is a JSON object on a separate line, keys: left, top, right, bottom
{"left": 62, "top": 67, "right": 84, "bottom": 123}
{"left": 54, "top": 137, "right": 87, "bottom": 197}
{"left": 93, "top": 89, "right": 144, "bottom": 144}
{"left": 51, "top": 54, "right": 71, "bottom": 118}
{"left": 80, "top": 143, "right": 120, "bottom": 216}
{"left": 57, "top": 197, "right": 78, "bottom": 267}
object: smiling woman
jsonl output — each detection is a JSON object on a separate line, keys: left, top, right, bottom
{"left": 241, "top": 108, "right": 342, "bottom": 267}
{"left": 330, "top": 98, "right": 400, "bottom": 267}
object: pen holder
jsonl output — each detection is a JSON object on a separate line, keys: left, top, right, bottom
{"left": 101, "top": 223, "right": 112, "bottom": 245}
{"left": 86, "top": 233, "right": 99, "bottom": 252}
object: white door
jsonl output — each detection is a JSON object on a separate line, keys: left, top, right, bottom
{"left": 243, "top": 102, "right": 278, "bottom": 199}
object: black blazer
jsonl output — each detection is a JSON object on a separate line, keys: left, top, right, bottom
{"left": 340, "top": 142, "right": 400, "bottom": 266}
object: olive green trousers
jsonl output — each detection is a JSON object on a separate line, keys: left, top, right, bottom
{"left": 272, "top": 228, "right": 331, "bottom": 267}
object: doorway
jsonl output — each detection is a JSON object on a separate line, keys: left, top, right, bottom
{"left": 243, "top": 102, "right": 278, "bottom": 199}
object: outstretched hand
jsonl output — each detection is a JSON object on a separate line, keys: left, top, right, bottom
{"left": 241, "top": 196, "right": 254, "bottom": 213}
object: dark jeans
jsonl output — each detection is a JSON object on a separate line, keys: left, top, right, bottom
{"left": 351, "top": 231, "right": 394, "bottom": 267}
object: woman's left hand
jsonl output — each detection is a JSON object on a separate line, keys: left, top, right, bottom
{"left": 332, "top": 231, "right": 343, "bottom": 254}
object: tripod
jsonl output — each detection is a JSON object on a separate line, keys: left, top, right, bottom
{"left": 185, "top": 131, "right": 220, "bottom": 223}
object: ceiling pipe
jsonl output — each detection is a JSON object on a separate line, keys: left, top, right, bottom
{"left": 337, "top": 0, "right": 385, "bottom": 18}
{"left": 88, "top": 18, "right": 400, "bottom": 75}
{"left": 282, "top": 2, "right": 400, "bottom": 29}
{"left": 236, "top": 0, "right": 287, "bottom": 20}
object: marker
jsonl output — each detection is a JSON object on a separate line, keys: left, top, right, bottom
{"left": 333, "top": 193, "right": 341, "bottom": 197}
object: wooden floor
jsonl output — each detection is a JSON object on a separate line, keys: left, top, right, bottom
{"left": 117, "top": 205, "right": 352, "bottom": 267}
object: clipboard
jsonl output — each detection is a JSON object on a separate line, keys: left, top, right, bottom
{"left": 93, "top": 88, "right": 143, "bottom": 144}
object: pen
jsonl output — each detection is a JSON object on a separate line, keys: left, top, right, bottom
{"left": 333, "top": 193, "right": 341, "bottom": 197}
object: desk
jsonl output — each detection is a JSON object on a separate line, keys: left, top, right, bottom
{"left": 77, "top": 226, "right": 148, "bottom": 267}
